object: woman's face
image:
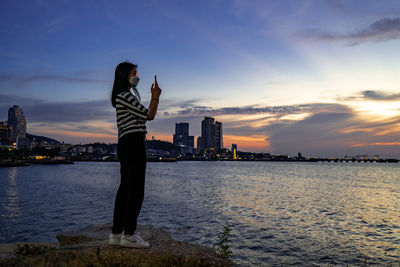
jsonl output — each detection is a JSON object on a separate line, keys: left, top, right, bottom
{"left": 127, "top": 67, "right": 138, "bottom": 82}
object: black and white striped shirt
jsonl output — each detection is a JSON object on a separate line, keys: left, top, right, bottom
{"left": 115, "top": 91, "right": 149, "bottom": 139}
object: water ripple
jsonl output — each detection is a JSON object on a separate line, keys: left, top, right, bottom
{"left": 0, "top": 161, "right": 399, "bottom": 265}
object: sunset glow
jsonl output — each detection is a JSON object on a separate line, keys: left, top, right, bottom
{"left": 223, "top": 135, "right": 270, "bottom": 152}
{"left": 1, "top": 1, "right": 400, "bottom": 157}
{"left": 351, "top": 142, "right": 400, "bottom": 147}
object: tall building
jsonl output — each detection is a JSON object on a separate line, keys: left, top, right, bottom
{"left": 173, "top": 122, "right": 194, "bottom": 155}
{"left": 214, "top": 121, "right": 223, "bottom": 152}
{"left": 197, "top": 136, "right": 203, "bottom": 154}
{"left": 175, "top": 122, "right": 189, "bottom": 136}
{"left": 200, "top": 117, "right": 223, "bottom": 154}
{"left": 201, "top": 117, "right": 215, "bottom": 151}
{"left": 8, "top": 105, "right": 26, "bottom": 139}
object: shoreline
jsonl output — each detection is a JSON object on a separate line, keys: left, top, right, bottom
{"left": 1, "top": 158, "right": 398, "bottom": 168}
{"left": 0, "top": 223, "right": 232, "bottom": 266}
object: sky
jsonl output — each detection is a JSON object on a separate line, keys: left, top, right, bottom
{"left": 1, "top": 0, "right": 400, "bottom": 158}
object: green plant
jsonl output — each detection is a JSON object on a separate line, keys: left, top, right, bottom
{"left": 213, "top": 225, "right": 233, "bottom": 259}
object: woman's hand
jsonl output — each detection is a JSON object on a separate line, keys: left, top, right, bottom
{"left": 151, "top": 75, "right": 162, "bottom": 99}
{"left": 148, "top": 75, "right": 161, "bottom": 121}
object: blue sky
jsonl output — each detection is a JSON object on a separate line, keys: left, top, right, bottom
{"left": 1, "top": 0, "right": 400, "bottom": 157}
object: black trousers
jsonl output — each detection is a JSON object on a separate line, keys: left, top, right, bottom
{"left": 112, "top": 132, "right": 146, "bottom": 235}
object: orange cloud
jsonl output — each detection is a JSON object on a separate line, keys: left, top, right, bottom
{"left": 31, "top": 128, "right": 118, "bottom": 144}
{"left": 223, "top": 134, "right": 270, "bottom": 152}
{"left": 351, "top": 142, "right": 400, "bottom": 147}
{"left": 146, "top": 131, "right": 173, "bottom": 142}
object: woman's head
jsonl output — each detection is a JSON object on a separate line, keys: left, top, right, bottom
{"left": 111, "top": 61, "right": 137, "bottom": 107}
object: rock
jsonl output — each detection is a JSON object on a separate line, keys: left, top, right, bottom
{"left": 0, "top": 223, "right": 232, "bottom": 266}
{"left": 0, "top": 242, "right": 59, "bottom": 260}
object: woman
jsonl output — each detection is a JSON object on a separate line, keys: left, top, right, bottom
{"left": 109, "top": 61, "right": 161, "bottom": 248}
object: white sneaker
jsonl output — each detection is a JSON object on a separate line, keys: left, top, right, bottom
{"left": 109, "top": 232, "right": 122, "bottom": 245}
{"left": 134, "top": 233, "right": 150, "bottom": 248}
{"left": 120, "top": 233, "right": 150, "bottom": 248}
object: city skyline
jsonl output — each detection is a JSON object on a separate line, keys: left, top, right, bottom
{"left": 1, "top": 1, "right": 400, "bottom": 157}
{"left": 1, "top": 106, "right": 395, "bottom": 159}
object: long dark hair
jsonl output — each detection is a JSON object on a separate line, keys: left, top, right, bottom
{"left": 111, "top": 61, "right": 137, "bottom": 107}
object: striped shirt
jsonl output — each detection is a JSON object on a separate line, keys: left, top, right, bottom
{"left": 115, "top": 91, "right": 150, "bottom": 139}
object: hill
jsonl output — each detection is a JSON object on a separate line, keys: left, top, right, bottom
{"left": 26, "top": 133, "right": 60, "bottom": 144}
{"left": 146, "top": 140, "right": 178, "bottom": 151}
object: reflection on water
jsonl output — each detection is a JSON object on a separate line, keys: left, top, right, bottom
{"left": 4, "top": 167, "right": 20, "bottom": 219}
{"left": 144, "top": 161, "right": 400, "bottom": 265}
{"left": 0, "top": 167, "right": 20, "bottom": 241}
{"left": 0, "top": 162, "right": 399, "bottom": 265}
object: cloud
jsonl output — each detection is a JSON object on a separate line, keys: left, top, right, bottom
{"left": 351, "top": 142, "right": 400, "bottom": 147}
{"left": 26, "top": 100, "right": 114, "bottom": 123}
{"left": 2, "top": 93, "right": 399, "bottom": 157}
{"left": 164, "top": 102, "right": 349, "bottom": 117}
{"left": 150, "top": 101, "right": 354, "bottom": 144}
{"left": 340, "top": 90, "right": 400, "bottom": 101}
{"left": 159, "top": 98, "right": 205, "bottom": 111}
{"left": 157, "top": 98, "right": 399, "bottom": 157}
{"left": 29, "top": 125, "right": 117, "bottom": 144}
{"left": 361, "top": 90, "right": 400, "bottom": 101}
{"left": 1, "top": 94, "right": 114, "bottom": 123}
{"left": 149, "top": 102, "right": 360, "bottom": 153}
{"left": 0, "top": 72, "right": 110, "bottom": 87}
{"left": 0, "top": 94, "right": 35, "bottom": 111}
{"left": 325, "top": 0, "right": 346, "bottom": 11}
{"left": 302, "top": 17, "right": 400, "bottom": 45}
{"left": 40, "top": 14, "right": 72, "bottom": 34}
{"left": 264, "top": 109, "right": 400, "bottom": 157}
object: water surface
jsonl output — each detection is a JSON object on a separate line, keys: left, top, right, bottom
{"left": 0, "top": 161, "right": 399, "bottom": 265}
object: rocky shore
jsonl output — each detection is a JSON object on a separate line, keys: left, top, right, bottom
{"left": 0, "top": 223, "right": 232, "bottom": 266}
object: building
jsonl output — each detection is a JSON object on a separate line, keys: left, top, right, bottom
{"left": 8, "top": 105, "right": 26, "bottom": 140}
{"left": 201, "top": 117, "right": 215, "bottom": 152}
{"left": 200, "top": 117, "right": 223, "bottom": 154}
{"left": 231, "top": 144, "right": 237, "bottom": 153}
{"left": 173, "top": 122, "right": 195, "bottom": 155}
{"left": 8, "top": 105, "right": 29, "bottom": 150}
{"left": 197, "top": 136, "right": 203, "bottom": 154}
{"left": 175, "top": 122, "right": 189, "bottom": 136}
{"left": 214, "top": 121, "right": 223, "bottom": 152}
{"left": 16, "top": 135, "right": 30, "bottom": 150}
{"left": 231, "top": 144, "right": 237, "bottom": 159}
{"left": 0, "top": 121, "right": 13, "bottom": 144}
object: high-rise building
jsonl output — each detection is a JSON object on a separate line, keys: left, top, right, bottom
{"left": 8, "top": 105, "right": 26, "bottom": 139}
{"left": 173, "top": 122, "right": 194, "bottom": 155}
{"left": 201, "top": 117, "right": 215, "bottom": 151}
{"left": 200, "top": 117, "right": 223, "bottom": 153}
{"left": 214, "top": 121, "right": 223, "bottom": 152}
{"left": 197, "top": 136, "right": 203, "bottom": 154}
{"left": 175, "top": 122, "right": 189, "bottom": 136}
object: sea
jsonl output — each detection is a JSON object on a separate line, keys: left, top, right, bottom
{"left": 0, "top": 161, "right": 399, "bottom": 266}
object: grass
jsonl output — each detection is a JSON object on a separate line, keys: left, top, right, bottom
{"left": 213, "top": 225, "right": 233, "bottom": 260}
